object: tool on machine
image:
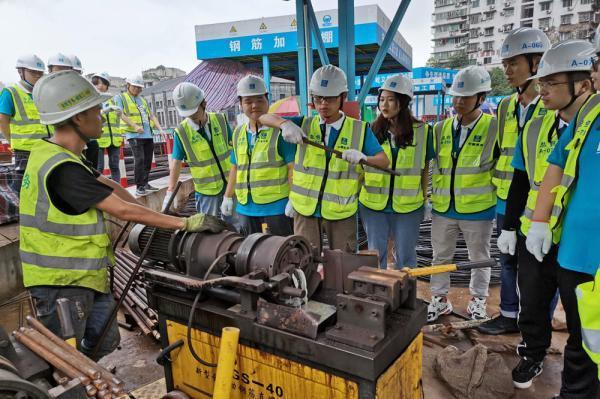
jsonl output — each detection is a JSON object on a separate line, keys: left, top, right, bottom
{"left": 91, "top": 181, "right": 182, "bottom": 359}
{"left": 301, "top": 136, "right": 402, "bottom": 176}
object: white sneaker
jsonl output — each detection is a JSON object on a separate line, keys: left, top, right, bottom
{"left": 427, "top": 296, "right": 453, "bottom": 322}
{"left": 467, "top": 297, "right": 489, "bottom": 320}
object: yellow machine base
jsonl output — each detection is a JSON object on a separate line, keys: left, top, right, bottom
{"left": 165, "top": 320, "right": 422, "bottom": 399}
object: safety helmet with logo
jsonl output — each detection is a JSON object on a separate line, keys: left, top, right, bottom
{"left": 173, "top": 82, "right": 206, "bottom": 117}
{"left": 309, "top": 64, "right": 348, "bottom": 97}
{"left": 47, "top": 53, "right": 73, "bottom": 68}
{"left": 379, "top": 74, "right": 413, "bottom": 99}
{"left": 69, "top": 55, "right": 83, "bottom": 72}
{"left": 237, "top": 75, "right": 268, "bottom": 97}
{"left": 126, "top": 75, "right": 145, "bottom": 88}
{"left": 92, "top": 72, "right": 111, "bottom": 82}
{"left": 15, "top": 54, "right": 45, "bottom": 72}
{"left": 33, "top": 70, "right": 111, "bottom": 126}
{"left": 448, "top": 66, "right": 491, "bottom": 97}
{"left": 500, "top": 27, "right": 550, "bottom": 60}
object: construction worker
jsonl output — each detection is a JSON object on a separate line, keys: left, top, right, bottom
{"left": 527, "top": 40, "right": 599, "bottom": 398}
{"left": 259, "top": 64, "right": 388, "bottom": 253}
{"left": 479, "top": 27, "right": 550, "bottom": 335}
{"left": 22, "top": 70, "right": 228, "bottom": 360}
{"left": 220, "top": 76, "right": 295, "bottom": 236}
{"left": 427, "top": 66, "right": 499, "bottom": 322}
{"left": 93, "top": 72, "right": 123, "bottom": 183}
{"left": 165, "top": 82, "right": 232, "bottom": 217}
{"left": 358, "top": 75, "right": 433, "bottom": 269}
{"left": 69, "top": 55, "right": 83, "bottom": 74}
{"left": 114, "top": 75, "right": 165, "bottom": 196}
{"left": 0, "top": 54, "right": 48, "bottom": 193}
{"left": 47, "top": 53, "right": 73, "bottom": 73}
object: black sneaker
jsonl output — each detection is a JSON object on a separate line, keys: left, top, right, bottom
{"left": 512, "top": 358, "right": 543, "bottom": 389}
{"left": 145, "top": 184, "right": 159, "bottom": 192}
{"left": 477, "top": 315, "right": 519, "bottom": 335}
{"left": 135, "top": 187, "right": 146, "bottom": 196}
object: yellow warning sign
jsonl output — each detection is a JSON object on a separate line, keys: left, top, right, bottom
{"left": 291, "top": 19, "right": 297, "bottom": 28}
{"left": 259, "top": 22, "right": 268, "bottom": 30}
{"left": 230, "top": 25, "right": 237, "bottom": 33}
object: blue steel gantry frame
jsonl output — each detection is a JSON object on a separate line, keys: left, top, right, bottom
{"left": 289, "top": 0, "right": 412, "bottom": 116}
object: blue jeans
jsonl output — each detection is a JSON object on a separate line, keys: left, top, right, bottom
{"left": 29, "top": 286, "right": 120, "bottom": 360}
{"left": 496, "top": 213, "right": 520, "bottom": 318}
{"left": 359, "top": 204, "right": 424, "bottom": 269}
{"left": 97, "top": 145, "right": 121, "bottom": 183}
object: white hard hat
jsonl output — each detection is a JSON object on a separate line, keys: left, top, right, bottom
{"left": 173, "top": 82, "right": 205, "bottom": 117}
{"left": 379, "top": 75, "right": 413, "bottom": 99}
{"left": 69, "top": 55, "right": 83, "bottom": 72}
{"left": 15, "top": 54, "right": 45, "bottom": 72}
{"left": 309, "top": 64, "right": 348, "bottom": 97}
{"left": 47, "top": 53, "right": 73, "bottom": 68}
{"left": 529, "top": 40, "right": 595, "bottom": 80}
{"left": 92, "top": 72, "right": 111, "bottom": 82}
{"left": 237, "top": 75, "right": 268, "bottom": 97}
{"left": 500, "top": 27, "right": 550, "bottom": 60}
{"left": 32, "top": 70, "right": 111, "bottom": 125}
{"left": 448, "top": 66, "right": 492, "bottom": 96}
{"left": 126, "top": 75, "right": 144, "bottom": 88}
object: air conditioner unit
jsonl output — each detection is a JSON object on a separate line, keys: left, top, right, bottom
{"left": 546, "top": 9, "right": 552, "bottom": 14}
{"left": 500, "top": 11, "right": 505, "bottom": 16}
{"left": 490, "top": 5, "right": 495, "bottom": 10}
{"left": 479, "top": 32, "right": 485, "bottom": 36}
{"left": 504, "top": 1, "right": 511, "bottom": 7}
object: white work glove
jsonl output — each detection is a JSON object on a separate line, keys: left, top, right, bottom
{"left": 280, "top": 121, "right": 305, "bottom": 144}
{"left": 285, "top": 200, "right": 297, "bottom": 218}
{"left": 526, "top": 221, "right": 552, "bottom": 262}
{"left": 342, "top": 149, "right": 367, "bottom": 165}
{"left": 497, "top": 229, "right": 517, "bottom": 256}
{"left": 162, "top": 191, "right": 174, "bottom": 211}
{"left": 220, "top": 196, "right": 233, "bottom": 217}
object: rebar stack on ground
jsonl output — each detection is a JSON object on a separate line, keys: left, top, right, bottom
{"left": 416, "top": 219, "right": 502, "bottom": 286}
{"left": 13, "top": 316, "right": 126, "bottom": 399}
{"left": 112, "top": 249, "right": 160, "bottom": 341}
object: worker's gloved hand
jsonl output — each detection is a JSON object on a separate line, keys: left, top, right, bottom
{"left": 280, "top": 121, "right": 305, "bottom": 144}
{"left": 220, "top": 196, "right": 233, "bottom": 217}
{"left": 104, "top": 105, "right": 122, "bottom": 115}
{"left": 526, "top": 221, "right": 552, "bottom": 262}
{"left": 162, "top": 190, "right": 174, "bottom": 212}
{"left": 497, "top": 229, "right": 517, "bottom": 256}
{"left": 342, "top": 149, "right": 367, "bottom": 165}
{"left": 182, "top": 213, "right": 228, "bottom": 233}
{"left": 285, "top": 199, "right": 297, "bottom": 218}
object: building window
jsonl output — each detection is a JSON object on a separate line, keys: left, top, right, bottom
{"left": 560, "top": 31, "right": 574, "bottom": 40}
{"left": 540, "top": 1, "right": 552, "bottom": 11}
{"left": 484, "top": 26, "right": 494, "bottom": 35}
{"left": 504, "top": 7, "right": 514, "bottom": 16}
{"left": 581, "top": 0, "right": 593, "bottom": 4}
{"left": 487, "top": 0, "right": 495, "bottom": 5}
{"left": 470, "top": 14, "right": 481, "bottom": 24}
{"left": 562, "top": 0, "right": 572, "bottom": 7}
{"left": 483, "top": 11, "right": 495, "bottom": 19}
{"left": 469, "top": 28, "right": 480, "bottom": 38}
{"left": 503, "top": 23, "right": 514, "bottom": 31}
{"left": 467, "top": 43, "right": 479, "bottom": 52}
{"left": 471, "top": 0, "right": 480, "bottom": 6}
{"left": 167, "top": 99, "right": 173, "bottom": 107}
{"left": 577, "top": 29, "right": 589, "bottom": 39}
{"left": 483, "top": 41, "right": 494, "bottom": 50}
{"left": 484, "top": 56, "right": 492, "bottom": 64}
{"left": 538, "top": 17, "right": 550, "bottom": 29}
{"left": 520, "top": 19, "right": 533, "bottom": 27}
{"left": 521, "top": 4, "right": 534, "bottom": 18}
{"left": 561, "top": 14, "right": 572, "bottom": 24}
{"left": 579, "top": 12, "right": 592, "bottom": 23}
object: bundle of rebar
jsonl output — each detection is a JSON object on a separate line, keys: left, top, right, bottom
{"left": 112, "top": 249, "right": 160, "bottom": 340}
{"left": 13, "top": 316, "right": 126, "bottom": 399}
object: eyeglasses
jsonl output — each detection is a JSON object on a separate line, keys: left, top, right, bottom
{"left": 312, "top": 95, "right": 339, "bottom": 104}
{"left": 535, "top": 81, "right": 570, "bottom": 90}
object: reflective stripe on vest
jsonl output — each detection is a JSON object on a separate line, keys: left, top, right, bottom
{"left": 98, "top": 99, "right": 124, "bottom": 148}
{"left": 174, "top": 114, "right": 231, "bottom": 195}
{"left": 290, "top": 116, "right": 366, "bottom": 220}
{"left": 120, "top": 93, "right": 154, "bottom": 131}
{"left": 359, "top": 123, "right": 428, "bottom": 213}
{"left": 233, "top": 124, "right": 289, "bottom": 205}
{"left": 6, "top": 85, "right": 51, "bottom": 151}
{"left": 493, "top": 94, "right": 546, "bottom": 200}
{"left": 19, "top": 140, "right": 112, "bottom": 293}
{"left": 552, "top": 94, "right": 600, "bottom": 240}
{"left": 431, "top": 114, "right": 498, "bottom": 214}
{"left": 519, "top": 112, "right": 560, "bottom": 241}
{"left": 576, "top": 269, "right": 600, "bottom": 377}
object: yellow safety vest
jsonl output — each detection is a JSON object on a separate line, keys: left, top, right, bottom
{"left": 174, "top": 114, "right": 231, "bottom": 195}
{"left": 551, "top": 94, "right": 600, "bottom": 240}
{"left": 119, "top": 92, "right": 155, "bottom": 132}
{"left": 576, "top": 268, "right": 600, "bottom": 380}
{"left": 359, "top": 123, "right": 429, "bottom": 213}
{"left": 493, "top": 94, "right": 546, "bottom": 200}
{"left": 5, "top": 84, "right": 52, "bottom": 151}
{"left": 431, "top": 114, "right": 498, "bottom": 214}
{"left": 290, "top": 116, "right": 366, "bottom": 220}
{"left": 97, "top": 99, "right": 124, "bottom": 148}
{"left": 519, "top": 111, "right": 560, "bottom": 241}
{"left": 233, "top": 124, "right": 289, "bottom": 205}
{"left": 19, "top": 139, "right": 113, "bottom": 293}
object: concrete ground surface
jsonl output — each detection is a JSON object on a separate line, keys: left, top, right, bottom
{"left": 100, "top": 283, "right": 569, "bottom": 399}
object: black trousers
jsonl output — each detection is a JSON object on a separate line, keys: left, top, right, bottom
{"left": 129, "top": 138, "right": 154, "bottom": 189}
{"left": 11, "top": 150, "right": 30, "bottom": 194}
{"left": 516, "top": 236, "right": 599, "bottom": 399}
{"left": 84, "top": 140, "right": 99, "bottom": 171}
{"left": 238, "top": 214, "right": 293, "bottom": 237}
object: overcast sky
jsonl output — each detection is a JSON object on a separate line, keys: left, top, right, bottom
{"left": 0, "top": 0, "right": 433, "bottom": 84}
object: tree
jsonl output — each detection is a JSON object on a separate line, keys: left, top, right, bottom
{"left": 488, "top": 67, "right": 513, "bottom": 96}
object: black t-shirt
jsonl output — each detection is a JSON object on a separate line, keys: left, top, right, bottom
{"left": 46, "top": 158, "right": 114, "bottom": 215}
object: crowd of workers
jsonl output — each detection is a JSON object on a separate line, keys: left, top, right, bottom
{"left": 1, "top": 25, "right": 599, "bottom": 399}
